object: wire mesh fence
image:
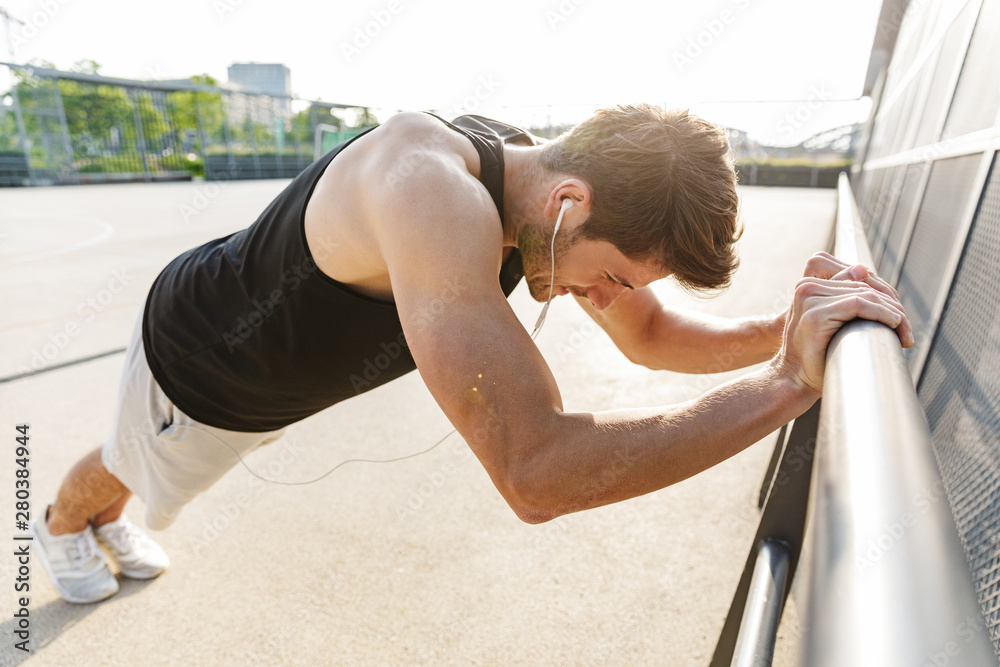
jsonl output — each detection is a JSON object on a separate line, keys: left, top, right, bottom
{"left": 0, "top": 63, "right": 372, "bottom": 186}
{"left": 0, "top": 62, "right": 861, "bottom": 189}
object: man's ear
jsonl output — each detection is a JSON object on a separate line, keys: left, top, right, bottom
{"left": 544, "top": 179, "right": 592, "bottom": 226}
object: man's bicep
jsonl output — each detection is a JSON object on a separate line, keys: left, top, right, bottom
{"left": 391, "top": 264, "right": 564, "bottom": 491}
{"left": 370, "top": 144, "right": 562, "bottom": 494}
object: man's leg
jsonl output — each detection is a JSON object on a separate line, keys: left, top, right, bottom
{"left": 32, "top": 299, "right": 172, "bottom": 603}
{"left": 30, "top": 445, "right": 128, "bottom": 603}
{"left": 32, "top": 443, "right": 170, "bottom": 603}
{"left": 46, "top": 446, "right": 130, "bottom": 535}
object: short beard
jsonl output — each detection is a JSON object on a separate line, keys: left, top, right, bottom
{"left": 517, "top": 222, "right": 580, "bottom": 302}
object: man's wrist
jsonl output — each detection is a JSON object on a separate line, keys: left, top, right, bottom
{"left": 763, "top": 356, "right": 822, "bottom": 406}
{"left": 762, "top": 312, "right": 786, "bottom": 347}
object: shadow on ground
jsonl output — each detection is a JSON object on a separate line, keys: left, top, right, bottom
{"left": 3, "top": 576, "right": 157, "bottom": 666}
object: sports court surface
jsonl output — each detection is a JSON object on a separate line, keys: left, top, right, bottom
{"left": 0, "top": 180, "right": 834, "bottom": 666}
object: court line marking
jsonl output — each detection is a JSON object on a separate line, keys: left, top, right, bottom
{"left": 0, "top": 212, "right": 115, "bottom": 267}
{"left": 0, "top": 347, "right": 126, "bottom": 385}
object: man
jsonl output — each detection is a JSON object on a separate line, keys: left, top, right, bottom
{"left": 31, "top": 105, "right": 912, "bottom": 603}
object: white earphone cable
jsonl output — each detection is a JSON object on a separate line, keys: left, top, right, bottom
{"left": 530, "top": 197, "right": 569, "bottom": 339}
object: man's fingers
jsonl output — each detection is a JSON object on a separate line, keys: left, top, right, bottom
{"left": 832, "top": 291, "right": 914, "bottom": 348}
{"left": 785, "top": 258, "right": 915, "bottom": 392}
{"left": 815, "top": 293, "right": 903, "bottom": 333}
{"left": 848, "top": 264, "right": 901, "bottom": 303}
{"left": 803, "top": 253, "right": 902, "bottom": 304}
{"left": 828, "top": 263, "right": 902, "bottom": 303}
{"left": 803, "top": 251, "right": 849, "bottom": 279}
{"left": 804, "top": 278, "right": 904, "bottom": 315}
{"left": 796, "top": 279, "right": 914, "bottom": 348}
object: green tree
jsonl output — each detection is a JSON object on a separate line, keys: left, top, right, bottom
{"left": 354, "top": 107, "right": 378, "bottom": 128}
{"left": 57, "top": 79, "right": 132, "bottom": 145}
{"left": 0, "top": 109, "right": 19, "bottom": 152}
{"left": 164, "top": 74, "right": 226, "bottom": 152}
{"left": 70, "top": 59, "right": 101, "bottom": 75}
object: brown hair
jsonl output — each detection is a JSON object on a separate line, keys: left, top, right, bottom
{"left": 539, "top": 104, "right": 742, "bottom": 292}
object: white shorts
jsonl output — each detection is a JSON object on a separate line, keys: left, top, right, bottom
{"left": 102, "top": 309, "right": 285, "bottom": 530}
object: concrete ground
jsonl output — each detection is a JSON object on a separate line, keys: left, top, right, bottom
{"left": 0, "top": 180, "right": 834, "bottom": 666}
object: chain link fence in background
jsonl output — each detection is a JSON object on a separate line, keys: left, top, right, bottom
{"left": 0, "top": 62, "right": 859, "bottom": 189}
{"left": 0, "top": 62, "right": 373, "bottom": 187}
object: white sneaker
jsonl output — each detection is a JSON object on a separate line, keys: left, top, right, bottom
{"left": 30, "top": 505, "right": 119, "bottom": 604}
{"left": 94, "top": 514, "right": 169, "bottom": 579}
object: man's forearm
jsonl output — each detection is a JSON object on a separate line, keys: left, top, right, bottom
{"left": 511, "top": 360, "right": 814, "bottom": 523}
{"left": 639, "top": 308, "right": 784, "bottom": 373}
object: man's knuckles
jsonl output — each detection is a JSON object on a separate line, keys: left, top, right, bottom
{"left": 793, "top": 277, "right": 825, "bottom": 300}
{"left": 803, "top": 251, "right": 845, "bottom": 278}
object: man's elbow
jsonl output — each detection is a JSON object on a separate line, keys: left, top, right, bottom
{"left": 493, "top": 441, "right": 565, "bottom": 525}
{"left": 613, "top": 325, "right": 665, "bottom": 371}
{"left": 510, "top": 503, "right": 558, "bottom": 525}
{"left": 621, "top": 345, "right": 665, "bottom": 372}
{"left": 506, "top": 490, "right": 562, "bottom": 525}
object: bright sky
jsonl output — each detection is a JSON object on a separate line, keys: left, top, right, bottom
{"left": 1, "top": 0, "right": 882, "bottom": 145}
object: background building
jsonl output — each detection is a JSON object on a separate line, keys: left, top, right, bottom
{"left": 227, "top": 62, "right": 291, "bottom": 111}
{"left": 226, "top": 62, "right": 291, "bottom": 130}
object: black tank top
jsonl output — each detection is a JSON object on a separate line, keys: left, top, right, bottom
{"left": 142, "top": 114, "right": 535, "bottom": 432}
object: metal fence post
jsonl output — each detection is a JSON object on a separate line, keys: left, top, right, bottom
{"left": 193, "top": 93, "right": 206, "bottom": 158}
{"left": 6, "top": 66, "right": 33, "bottom": 183}
{"left": 273, "top": 97, "right": 284, "bottom": 176}
{"left": 50, "top": 76, "right": 78, "bottom": 183}
{"left": 129, "top": 88, "right": 150, "bottom": 183}
{"left": 293, "top": 110, "right": 303, "bottom": 166}
{"left": 222, "top": 91, "right": 235, "bottom": 181}
{"left": 246, "top": 95, "right": 261, "bottom": 179}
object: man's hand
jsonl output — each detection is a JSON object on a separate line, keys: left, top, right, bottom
{"left": 803, "top": 251, "right": 914, "bottom": 349}
{"left": 773, "top": 252, "right": 913, "bottom": 395}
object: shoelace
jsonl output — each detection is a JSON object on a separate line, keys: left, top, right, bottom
{"left": 66, "top": 532, "right": 97, "bottom": 567}
{"left": 102, "top": 521, "right": 142, "bottom": 553}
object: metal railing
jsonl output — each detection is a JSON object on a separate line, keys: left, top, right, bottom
{"left": 731, "top": 539, "right": 792, "bottom": 667}
{"left": 717, "top": 173, "right": 993, "bottom": 665}
{"left": 795, "top": 175, "right": 994, "bottom": 665}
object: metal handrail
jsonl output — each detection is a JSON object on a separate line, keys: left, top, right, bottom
{"left": 732, "top": 539, "right": 792, "bottom": 667}
{"left": 793, "top": 174, "right": 993, "bottom": 665}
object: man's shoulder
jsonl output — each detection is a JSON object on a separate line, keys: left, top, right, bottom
{"left": 366, "top": 113, "right": 492, "bottom": 213}
{"left": 376, "top": 112, "right": 474, "bottom": 164}
{"left": 358, "top": 112, "right": 501, "bottom": 262}
{"left": 379, "top": 110, "right": 446, "bottom": 134}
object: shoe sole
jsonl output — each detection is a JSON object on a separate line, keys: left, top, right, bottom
{"left": 116, "top": 564, "right": 168, "bottom": 579}
{"left": 29, "top": 521, "right": 119, "bottom": 604}
{"left": 93, "top": 538, "right": 169, "bottom": 579}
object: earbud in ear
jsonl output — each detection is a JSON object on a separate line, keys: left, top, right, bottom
{"left": 555, "top": 198, "right": 573, "bottom": 235}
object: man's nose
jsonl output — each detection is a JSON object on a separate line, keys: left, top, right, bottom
{"left": 586, "top": 284, "right": 626, "bottom": 311}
